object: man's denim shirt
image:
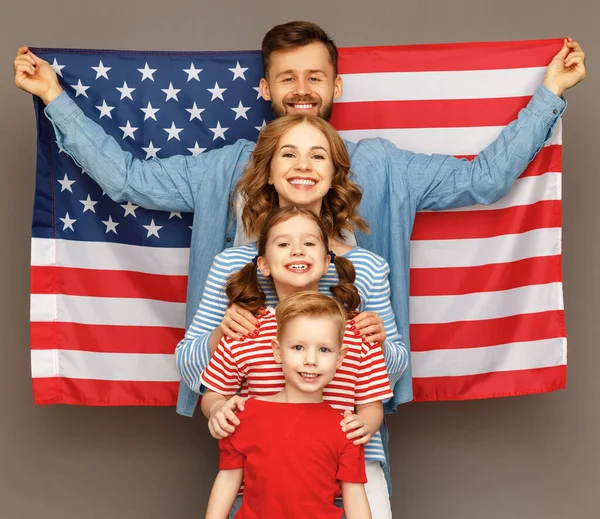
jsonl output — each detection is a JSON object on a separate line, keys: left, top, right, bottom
{"left": 45, "top": 85, "right": 566, "bottom": 417}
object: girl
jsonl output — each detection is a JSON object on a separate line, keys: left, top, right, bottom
{"left": 177, "top": 206, "right": 406, "bottom": 517}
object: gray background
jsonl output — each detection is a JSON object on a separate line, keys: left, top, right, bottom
{"left": 2, "top": 1, "right": 598, "bottom": 518}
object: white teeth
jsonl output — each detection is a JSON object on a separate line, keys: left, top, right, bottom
{"left": 288, "top": 264, "right": 308, "bottom": 271}
{"left": 293, "top": 104, "right": 313, "bottom": 109}
{"left": 289, "top": 179, "right": 316, "bottom": 186}
{"left": 300, "top": 373, "right": 318, "bottom": 379}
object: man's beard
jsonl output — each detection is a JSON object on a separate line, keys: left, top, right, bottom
{"left": 272, "top": 95, "right": 334, "bottom": 122}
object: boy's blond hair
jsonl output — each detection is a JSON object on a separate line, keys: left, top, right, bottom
{"left": 276, "top": 291, "right": 347, "bottom": 345}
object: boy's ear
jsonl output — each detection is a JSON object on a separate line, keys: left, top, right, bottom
{"left": 272, "top": 339, "right": 282, "bottom": 363}
{"left": 336, "top": 346, "right": 348, "bottom": 369}
{"left": 257, "top": 256, "right": 270, "bottom": 276}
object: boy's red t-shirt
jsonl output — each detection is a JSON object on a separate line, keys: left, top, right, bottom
{"left": 219, "top": 398, "right": 366, "bottom": 519}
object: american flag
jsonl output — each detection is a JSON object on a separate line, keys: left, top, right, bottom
{"left": 30, "top": 39, "right": 566, "bottom": 405}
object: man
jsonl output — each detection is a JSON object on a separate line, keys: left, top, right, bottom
{"left": 14, "top": 20, "right": 586, "bottom": 508}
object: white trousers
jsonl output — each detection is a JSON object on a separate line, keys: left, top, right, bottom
{"left": 364, "top": 460, "right": 393, "bottom": 519}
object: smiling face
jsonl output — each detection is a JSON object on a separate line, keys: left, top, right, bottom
{"left": 257, "top": 214, "right": 330, "bottom": 302}
{"left": 259, "top": 42, "right": 343, "bottom": 121}
{"left": 269, "top": 121, "right": 334, "bottom": 215}
{"left": 272, "top": 315, "right": 346, "bottom": 401}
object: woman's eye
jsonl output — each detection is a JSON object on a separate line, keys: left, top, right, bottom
{"left": 311, "top": 154, "right": 325, "bottom": 160}
{"left": 282, "top": 152, "right": 295, "bottom": 158}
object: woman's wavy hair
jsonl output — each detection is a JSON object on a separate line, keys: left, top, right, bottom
{"left": 225, "top": 206, "right": 360, "bottom": 319}
{"left": 232, "top": 114, "right": 369, "bottom": 241}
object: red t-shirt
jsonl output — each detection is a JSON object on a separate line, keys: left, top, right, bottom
{"left": 219, "top": 398, "right": 366, "bottom": 519}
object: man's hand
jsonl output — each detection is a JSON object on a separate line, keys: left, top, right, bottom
{"left": 14, "top": 47, "right": 64, "bottom": 105}
{"left": 543, "top": 38, "right": 586, "bottom": 97}
{"left": 208, "top": 396, "right": 247, "bottom": 440}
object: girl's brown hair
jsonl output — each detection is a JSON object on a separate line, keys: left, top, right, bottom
{"left": 232, "top": 114, "right": 369, "bottom": 242}
{"left": 225, "top": 206, "right": 360, "bottom": 319}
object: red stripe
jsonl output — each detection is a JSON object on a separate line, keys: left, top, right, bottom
{"left": 339, "top": 39, "right": 562, "bottom": 74}
{"left": 412, "top": 365, "right": 566, "bottom": 401}
{"left": 30, "top": 322, "right": 184, "bottom": 354}
{"left": 331, "top": 97, "right": 532, "bottom": 131}
{"left": 410, "top": 310, "right": 566, "bottom": 352}
{"left": 411, "top": 200, "right": 561, "bottom": 240}
{"left": 410, "top": 255, "right": 562, "bottom": 296}
{"left": 32, "top": 377, "right": 179, "bottom": 406}
{"left": 30, "top": 266, "right": 187, "bottom": 302}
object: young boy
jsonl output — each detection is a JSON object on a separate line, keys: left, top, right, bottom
{"left": 205, "top": 292, "right": 372, "bottom": 519}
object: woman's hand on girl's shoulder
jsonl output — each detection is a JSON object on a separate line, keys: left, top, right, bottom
{"left": 208, "top": 396, "right": 248, "bottom": 439}
{"left": 219, "top": 304, "right": 261, "bottom": 341}
{"left": 351, "top": 311, "right": 386, "bottom": 344}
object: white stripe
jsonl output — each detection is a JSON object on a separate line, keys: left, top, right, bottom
{"left": 31, "top": 238, "right": 190, "bottom": 275}
{"left": 440, "top": 171, "right": 561, "bottom": 212}
{"left": 410, "top": 228, "right": 562, "bottom": 268}
{"left": 410, "top": 282, "right": 563, "bottom": 324}
{"left": 412, "top": 337, "right": 566, "bottom": 377}
{"left": 30, "top": 294, "right": 185, "bottom": 328}
{"left": 30, "top": 349, "right": 59, "bottom": 378}
{"left": 337, "top": 67, "right": 546, "bottom": 103}
{"left": 339, "top": 120, "right": 562, "bottom": 155}
{"left": 31, "top": 350, "right": 180, "bottom": 381}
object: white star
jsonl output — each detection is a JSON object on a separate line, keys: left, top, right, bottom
{"left": 141, "top": 141, "right": 161, "bottom": 159}
{"left": 169, "top": 212, "right": 182, "bottom": 219}
{"left": 143, "top": 219, "right": 163, "bottom": 238}
{"left": 91, "top": 60, "right": 111, "bottom": 80}
{"left": 187, "top": 142, "right": 206, "bottom": 156}
{"left": 50, "top": 58, "right": 66, "bottom": 77}
{"left": 163, "top": 122, "right": 184, "bottom": 141}
{"left": 186, "top": 102, "right": 205, "bottom": 121}
{"left": 79, "top": 194, "right": 98, "bottom": 213}
{"left": 59, "top": 212, "right": 76, "bottom": 231}
{"left": 102, "top": 215, "right": 119, "bottom": 234}
{"left": 183, "top": 63, "right": 202, "bottom": 82}
{"left": 209, "top": 121, "right": 228, "bottom": 141}
{"left": 70, "top": 79, "right": 90, "bottom": 98}
{"left": 207, "top": 82, "right": 227, "bottom": 101}
{"left": 231, "top": 101, "right": 251, "bottom": 120}
{"left": 116, "top": 81, "right": 136, "bottom": 101}
{"left": 140, "top": 102, "right": 160, "bottom": 121}
{"left": 229, "top": 62, "right": 248, "bottom": 81}
{"left": 253, "top": 86, "right": 263, "bottom": 100}
{"left": 95, "top": 100, "right": 115, "bottom": 119}
{"left": 255, "top": 119, "right": 267, "bottom": 132}
{"left": 121, "top": 201, "right": 139, "bottom": 217}
{"left": 57, "top": 173, "right": 76, "bottom": 193}
{"left": 119, "top": 121, "right": 138, "bottom": 140}
{"left": 138, "top": 62, "right": 157, "bottom": 81}
{"left": 162, "top": 82, "right": 181, "bottom": 101}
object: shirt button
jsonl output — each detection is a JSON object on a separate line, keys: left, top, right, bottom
{"left": 553, "top": 109, "right": 558, "bottom": 114}
{"left": 226, "top": 237, "right": 232, "bottom": 243}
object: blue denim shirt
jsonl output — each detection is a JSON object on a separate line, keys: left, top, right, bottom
{"left": 45, "top": 85, "right": 565, "bottom": 416}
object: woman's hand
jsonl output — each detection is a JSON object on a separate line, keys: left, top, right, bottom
{"left": 340, "top": 410, "right": 372, "bottom": 445}
{"left": 207, "top": 396, "right": 248, "bottom": 439}
{"left": 219, "top": 303, "right": 260, "bottom": 341}
{"left": 14, "top": 47, "right": 64, "bottom": 104}
{"left": 351, "top": 311, "right": 386, "bottom": 344}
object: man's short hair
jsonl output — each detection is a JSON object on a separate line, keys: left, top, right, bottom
{"left": 261, "top": 21, "right": 339, "bottom": 78}
{"left": 276, "top": 291, "right": 347, "bottom": 345}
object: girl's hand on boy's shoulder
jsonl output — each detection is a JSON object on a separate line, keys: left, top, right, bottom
{"left": 340, "top": 410, "right": 372, "bottom": 445}
{"left": 351, "top": 311, "right": 386, "bottom": 344}
{"left": 208, "top": 396, "right": 248, "bottom": 440}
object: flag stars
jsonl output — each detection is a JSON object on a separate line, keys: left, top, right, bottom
{"left": 79, "top": 194, "right": 98, "bottom": 213}
{"left": 59, "top": 213, "right": 76, "bottom": 231}
{"left": 163, "top": 122, "right": 184, "bottom": 141}
{"left": 229, "top": 62, "right": 248, "bottom": 81}
{"left": 51, "top": 58, "right": 66, "bottom": 77}
{"left": 96, "top": 100, "right": 115, "bottom": 119}
{"left": 119, "top": 121, "right": 138, "bottom": 140}
{"left": 143, "top": 219, "right": 163, "bottom": 238}
{"left": 71, "top": 79, "right": 90, "bottom": 97}
{"left": 138, "top": 62, "right": 157, "bottom": 81}
{"left": 231, "top": 101, "right": 251, "bottom": 120}
{"left": 253, "top": 86, "right": 263, "bottom": 100}
{"left": 92, "top": 60, "right": 111, "bottom": 80}
{"left": 121, "top": 201, "right": 139, "bottom": 217}
{"left": 141, "top": 141, "right": 161, "bottom": 159}
{"left": 102, "top": 215, "right": 120, "bottom": 234}
{"left": 116, "top": 81, "right": 136, "bottom": 101}
{"left": 255, "top": 120, "right": 267, "bottom": 132}
{"left": 169, "top": 212, "right": 182, "bottom": 219}
{"left": 183, "top": 63, "right": 203, "bottom": 82}
{"left": 187, "top": 142, "right": 206, "bottom": 156}
{"left": 186, "top": 102, "right": 205, "bottom": 121}
{"left": 162, "top": 82, "right": 181, "bottom": 102}
{"left": 207, "top": 82, "right": 227, "bottom": 101}
{"left": 140, "top": 102, "right": 160, "bottom": 121}
{"left": 209, "top": 121, "right": 228, "bottom": 141}
{"left": 57, "top": 173, "right": 76, "bottom": 193}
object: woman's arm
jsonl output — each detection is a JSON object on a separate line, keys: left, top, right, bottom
{"left": 205, "top": 468, "right": 244, "bottom": 519}
{"left": 341, "top": 482, "right": 372, "bottom": 519}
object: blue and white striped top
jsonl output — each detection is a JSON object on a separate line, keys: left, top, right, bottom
{"left": 175, "top": 243, "right": 408, "bottom": 465}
